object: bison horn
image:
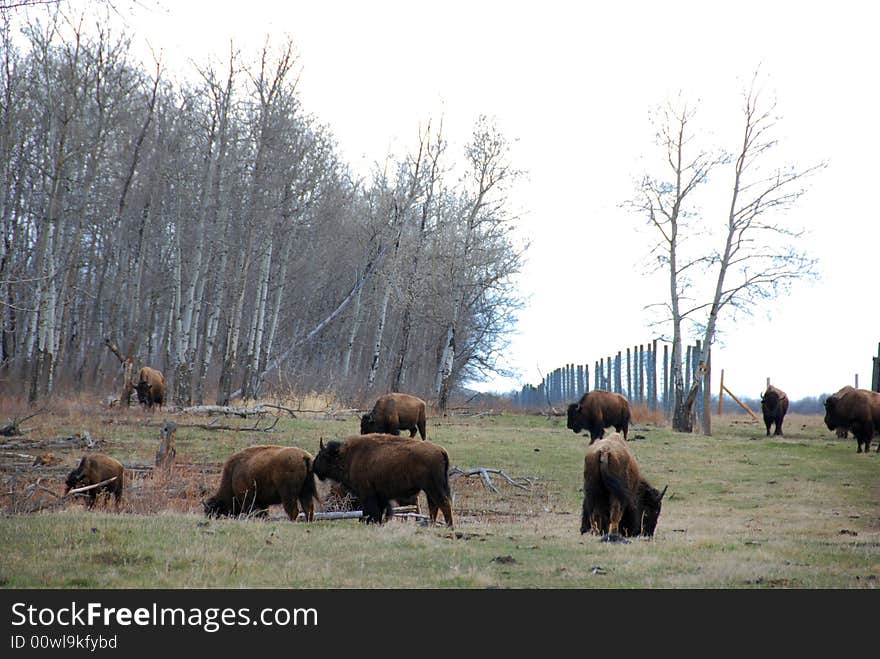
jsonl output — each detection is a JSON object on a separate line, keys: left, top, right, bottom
{"left": 659, "top": 484, "right": 668, "bottom": 500}
{"left": 319, "top": 438, "right": 324, "bottom": 450}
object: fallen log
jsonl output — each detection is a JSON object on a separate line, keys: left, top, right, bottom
{"left": 177, "top": 403, "right": 296, "bottom": 418}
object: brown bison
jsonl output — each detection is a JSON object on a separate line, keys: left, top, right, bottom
{"left": 580, "top": 434, "right": 666, "bottom": 541}
{"left": 134, "top": 366, "right": 165, "bottom": 410}
{"left": 203, "top": 445, "right": 316, "bottom": 521}
{"left": 360, "top": 393, "right": 427, "bottom": 440}
{"left": 824, "top": 386, "right": 880, "bottom": 453}
{"left": 567, "top": 389, "right": 631, "bottom": 442}
{"left": 65, "top": 454, "right": 124, "bottom": 509}
{"left": 313, "top": 434, "right": 453, "bottom": 526}
{"left": 760, "top": 384, "right": 789, "bottom": 436}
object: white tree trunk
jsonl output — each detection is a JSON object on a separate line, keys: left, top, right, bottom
{"left": 367, "top": 282, "right": 392, "bottom": 387}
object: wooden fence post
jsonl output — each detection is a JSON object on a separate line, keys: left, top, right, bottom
{"left": 702, "top": 348, "right": 711, "bottom": 435}
{"left": 872, "top": 342, "right": 880, "bottom": 392}
{"left": 663, "top": 343, "right": 669, "bottom": 417}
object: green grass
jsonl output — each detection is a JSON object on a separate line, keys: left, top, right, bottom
{"left": 1, "top": 410, "right": 878, "bottom": 588}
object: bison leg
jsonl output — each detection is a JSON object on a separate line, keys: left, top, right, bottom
{"left": 417, "top": 419, "right": 426, "bottom": 440}
{"left": 580, "top": 498, "right": 592, "bottom": 534}
{"left": 608, "top": 498, "right": 624, "bottom": 538}
{"left": 282, "top": 498, "right": 300, "bottom": 521}
{"left": 299, "top": 495, "right": 315, "bottom": 522}
{"left": 437, "top": 497, "right": 453, "bottom": 527}
{"left": 360, "top": 494, "right": 383, "bottom": 524}
{"left": 408, "top": 427, "right": 417, "bottom": 438}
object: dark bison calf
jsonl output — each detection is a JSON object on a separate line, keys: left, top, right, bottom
{"left": 203, "top": 445, "right": 316, "bottom": 521}
{"left": 567, "top": 389, "right": 631, "bottom": 442}
{"left": 360, "top": 393, "right": 427, "bottom": 440}
{"left": 580, "top": 434, "right": 666, "bottom": 541}
{"left": 313, "top": 434, "right": 453, "bottom": 526}
{"left": 134, "top": 366, "right": 165, "bottom": 410}
{"left": 760, "top": 384, "right": 789, "bottom": 436}
{"left": 824, "top": 386, "right": 880, "bottom": 454}
{"left": 65, "top": 454, "right": 124, "bottom": 510}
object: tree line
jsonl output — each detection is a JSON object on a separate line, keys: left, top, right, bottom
{"left": 0, "top": 9, "right": 526, "bottom": 408}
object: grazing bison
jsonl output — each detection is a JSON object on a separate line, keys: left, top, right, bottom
{"left": 760, "top": 384, "right": 789, "bottom": 436}
{"left": 580, "top": 434, "right": 666, "bottom": 541}
{"left": 360, "top": 393, "right": 427, "bottom": 440}
{"left": 567, "top": 390, "right": 631, "bottom": 442}
{"left": 134, "top": 366, "right": 165, "bottom": 410}
{"left": 313, "top": 434, "right": 453, "bottom": 526}
{"left": 65, "top": 454, "right": 124, "bottom": 509}
{"left": 824, "top": 386, "right": 880, "bottom": 454}
{"left": 203, "top": 445, "right": 316, "bottom": 521}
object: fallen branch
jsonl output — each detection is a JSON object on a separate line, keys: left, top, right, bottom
{"left": 66, "top": 477, "right": 117, "bottom": 496}
{"left": 0, "top": 408, "right": 46, "bottom": 437}
{"left": 0, "top": 431, "right": 102, "bottom": 451}
{"left": 449, "top": 466, "right": 532, "bottom": 493}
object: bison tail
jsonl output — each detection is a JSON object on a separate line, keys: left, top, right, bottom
{"left": 598, "top": 455, "right": 636, "bottom": 510}
{"left": 301, "top": 456, "right": 318, "bottom": 502}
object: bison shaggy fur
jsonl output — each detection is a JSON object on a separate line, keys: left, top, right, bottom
{"left": 824, "top": 386, "right": 880, "bottom": 454}
{"left": 360, "top": 393, "right": 427, "bottom": 440}
{"left": 760, "top": 384, "right": 789, "bottom": 436}
{"left": 580, "top": 434, "right": 666, "bottom": 540}
{"left": 65, "top": 454, "right": 124, "bottom": 509}
{"left": 204, "top": 445, "right": 316, "bottom": 521}
{"left": 313, "top": 434, "right": 453, "bottom": 526}
{"left": 567, "top": 389, "right": 631, "bottom": 442}
{"left": 134, "top": 366, "right": 165, "bottom": 410}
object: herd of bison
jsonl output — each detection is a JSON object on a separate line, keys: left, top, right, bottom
{"left": 56, "top": 376, "right": 880, "bottom": 543}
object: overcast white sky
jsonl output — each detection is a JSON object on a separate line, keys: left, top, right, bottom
{"left": 96, "top": 1, "right": 880, "bottom": 400}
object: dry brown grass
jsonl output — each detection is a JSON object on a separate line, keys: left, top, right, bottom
{"left": 630, "top": 403, "right": 667, "bottom": 426}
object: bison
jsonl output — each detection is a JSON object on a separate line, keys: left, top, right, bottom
{"left": 360, "top": 393, "right": 427, "bottom": 440}
{"left": 313, "top": 434, "right": 453, "bottom": 526}
{"left": 203, "top": 445, "right": 316, "bottom": 521}
{"left": 580, "top": 434, "right": 666, "bottom": 541}
{"left": 760, "top": 384, "right": 789, "bottom": 436}
{"left": 567, "top": 389, "right": 631, "bottom": 442}
{"left": 65, "top": 454, "right": 124, "bottom": 509}
{"left": 134, "top": 366, "right": 165, "bottom": 410}
{"left": 824, "top": 386, "right": 880, "bottom": 454}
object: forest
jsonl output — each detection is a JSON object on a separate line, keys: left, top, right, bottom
{"left": 0, "top": 11, "right": 527, "bottom": 409}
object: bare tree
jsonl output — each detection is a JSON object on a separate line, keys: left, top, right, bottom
{"left": 630, "top": 76, "right": 823, "bottom": 432}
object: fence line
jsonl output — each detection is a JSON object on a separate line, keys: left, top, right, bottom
{"left": 512, "top": 341, "right": 709, "bottom": 423}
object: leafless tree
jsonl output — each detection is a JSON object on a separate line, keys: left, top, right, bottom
{"left": 629, "top": 76, "right": 823, "bottom": 432}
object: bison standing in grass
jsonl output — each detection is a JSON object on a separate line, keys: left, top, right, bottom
{"left": 360, "top": 393, "right": 427, "bottom": 440}
{"left": 824, "top": 386, "right": 880, "bottom": 454}
{"left": 65, "top": 454, "right": 124, "bottom": 510}
{"left": 313, "top": 434, "right": 453, "bottom": 527}
{"left": 567, "top": 390, "right": 631, "bottom": 442}
{"left": 134, "top": 366, "right": 165, "bottom": 410}
{"left": 203, "top": 445, "right": 316, "bottom": 521}
{"left": 760, "top": 384, "right": 789, "bottom": 436}
{"left": 580, "top": 434, "right": 666, "bottom": 542}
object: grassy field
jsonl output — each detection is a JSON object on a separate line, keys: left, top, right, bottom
{"left": 1, "top": 400, "right": 878, "bottom": 589}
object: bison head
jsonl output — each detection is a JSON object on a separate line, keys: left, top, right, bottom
{"left": 761, "top": 389, "right": 780, "bottom": 413}
{"left": 359, "top": 412, "right": 378, "bottom": 435}
{"left": 64, "top": 459, "right": 85, "bottom": 493}
{"left": 313, "top": 439, "right": 345, "bottom": 483}
{"left": 823, "top": 396, "right": 838, "bottom": 431}
{"left": 640, "top": 484, "right": 668, "bottom": 537}
{"left": 566, "top": 403, "right": 584, "bottom": 434}
{"left": 134, "top": 380, "right": 152, "bottom": 404}
{"left": 64, "top": 470, "right": 81, "bottom": 494}
{"left": 202, "top": 496, "right": 230, "bottom": 518}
